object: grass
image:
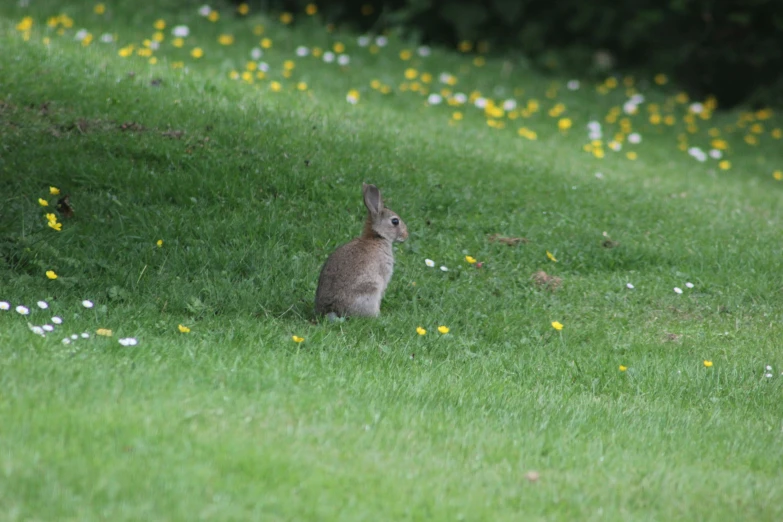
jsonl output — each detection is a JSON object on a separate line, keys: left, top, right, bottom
{"left": 1, "top": 1, "right": 783, "bottom": 520}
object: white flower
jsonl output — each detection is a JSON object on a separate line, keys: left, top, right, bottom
{"left": 425, "top": 259, "right": 435, "bottom": 267}
{"left": 62, "top": 338, "right": 71, "bottom": 345}
{"left": 595, "top": 172, "right": 604, "bottom": 180}
{"left": 119, "top": 337, "right": 138, "bottom": 346}
{"left": 81, "top": 332, "right": 90, "bottom": 338}
{"left": 685, "top": 282, "right": 694, "bottom": 288}
{"left": 295, "top": 46, "right": 309, "bottom": 57}
{"left": 626, "top": 283, "right": 634, "bottom": 289}
{"left": 417, "top": 46, "right": 431, "bottom": 57}
{"left": 0, "top": 301, "right": 9, "bottom": 311}
{"left": 43, "top": 324, "right": 54, "bottom": 332}
{"left": 346, "top": 91, "right": 359, "bottom": 104}
{"left": 587, "top": 121, "right": 602, "bottom": 132}
{"left": 623, "top": 101, "right": 639, "bottom": 114}
{"left": 100, "top": 33, "right": 114, "bottom": 43}
{"left": 628, "top": 133, "right": 642, "bottom": 144}
{"left": 250, "top": 47, "right": 262, "bottom": 60}
{"left": 688, "top": 147, "right": 707, "bottom": 162}
{"left": 16, "top": 305, "right": 29, "bottom": 315}
{"left": 427, "top": 93, "right": 442, "bottom": 105}
{"left": 765, "top": 365, "right": 772, "bottom": 371}
{"left": 37, "top": 301, "right": 49, "bottom": 309}
{"left": 709, "top": 149, "right": 722, "bottom": 159}
{"left": 70, "top": 334, "right": 79, "bottom": 340}
{"left": 30, "top": 326, "right": 45, "bottom": 336}
{"left": 198, "top": 5, "right": 212, "bottom": 16}
{"left": 375, "top": 36, "right": 388, "bottom": 47}
{"left": 52, "top": 316, "right": 63, "bottom": 324}
{"left": 438, "top": 72, "right": 453, "bottom": 84}
{"left": 453, "top": 92, "right": 467, "bottom": 104}
{"left": 765, "top": 373, "right": 773, "bottom": 378}
{"left": 323, "top": 51, "right": 335, "bottom": 63}
{"left": 630, "top": 94, "right": 645, "bottom": 104}
{"left": 258, "top": 62, "right": 270, "bottom": 72}
{"left": 674, "top": 287, "right": 683, "bottom": 294}
{"left": 357, "top": 35, "right": 370, "bottom": 47}
{"left": 172, "top": 25, "right": 190, "bottom": 38}
{"left": 609, "top": 141, "right": 622, "bottom": 151}
{"left": 473, "top": 97, "right": 487, "bottom": 109}
{"left": 502, "top": 99, "right": 517, "bottom": 111}
{"left": 75, "top": 29, "right": 88, "bottom": 41}
{"left": 588, "top": 130, "right": 603, "bottom": 141}
{"left": 82, "top": 300, "right": 94, "bottom": 308}
{"left": 567, "top": 80, "right": 580, "bottom": 90}
{"left": 440, "top": 266, "right": 449, "bottom": 272}
{"left": 337, "top": 54, "right": 350, "bottom": 66}
{"left": 689, "top": 102, "right": 704, "bottom": 114}
{"left": 149, "top": 41, "right": 160, "bottom": 51}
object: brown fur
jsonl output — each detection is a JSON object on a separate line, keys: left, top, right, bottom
{"left": 315, "top": 184, "right": 408, "bottom": 317}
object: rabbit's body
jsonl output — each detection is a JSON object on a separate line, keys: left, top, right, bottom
{"left": 315, "top": 184, "right": 407, "bottom": 318}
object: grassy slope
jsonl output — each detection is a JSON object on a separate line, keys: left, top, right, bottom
{"left": 1, "top": 1, "right": 783, "bottom": 520}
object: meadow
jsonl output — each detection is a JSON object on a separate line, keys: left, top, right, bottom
{"left": 1, "top": 1, "right": 782, "bottom": 520}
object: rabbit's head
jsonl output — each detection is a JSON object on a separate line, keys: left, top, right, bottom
{"left": 362, "top": 183, "right": 408, "bottom": 242}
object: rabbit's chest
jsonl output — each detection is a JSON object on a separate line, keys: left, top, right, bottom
{"left": 378, "top": 251, "right": 394, "bottom": 287}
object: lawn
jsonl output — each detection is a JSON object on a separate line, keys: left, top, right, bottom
{"left": 1, "top": 1, "right": 783, "bottom": 520}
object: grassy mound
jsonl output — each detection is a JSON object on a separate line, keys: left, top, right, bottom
{"left": 1, "top": 2, "right": 782, "bottom": 520}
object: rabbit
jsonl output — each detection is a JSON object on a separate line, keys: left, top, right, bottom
{"left": 315, "top": 183, "right": 408, "bottom": 318}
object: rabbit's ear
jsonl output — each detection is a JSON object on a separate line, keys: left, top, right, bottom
{"left": 362, "top": 183, "right": 383, "bottom": 215}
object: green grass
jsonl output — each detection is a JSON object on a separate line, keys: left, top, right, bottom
{"left": 2, "top": 1, "right": 783, "bottom": 520}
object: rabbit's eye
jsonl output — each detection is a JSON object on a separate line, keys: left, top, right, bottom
{"left": 391, "top": 218, "right": 400, "bottom": 226}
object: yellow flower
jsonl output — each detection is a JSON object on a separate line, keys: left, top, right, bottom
{"left": 774, "top": 170, "right": 783, "bottom": 181}
{"left": 558, "top": 118, "right": 572, "bottom": 131}
{"left": 207, "top": 11, "right": 219, "bottom": 22}
{"left": 153, "top": 19, "right": 166, "bottom": 30}
{"left": 551, "top": 321, "right": 563, "bottom": 330}
{"left": 96, "top": 328, "right": 113, "bottom": 337}
{"left": 297, "top": 82, "right": 307, "bottom": 91}
{"left": 305, "top": 3, "right": 318, "bottom": 15}
{"left": 718, "top": 160, "right": 731, "bottom": 170}
{"left": 654, "top": 73, "right": 667, "bottom": 85}
{"left": 172, "top": 38, "right": 184, "bottom": 48}
{"left": 38, "top": 198, "right": 48, "bottom": 207}
{"left": 416, "top": 326, "right": 426, "bottom": 336}
{"left": 399, "top": 49, "right": 412, "bottom": 60}
{"left": 292, "top": 335, "right": 304, "bottom": 343}
{"left": 283, "top": 60, "right": 295, "bottom": 70}
{"left": 452, "top": 111, "right": 463, "bottom": 121}
{"left": 94, "top": 3, "right": 105, "bottom": 14}
{"left": 703, "top": 360, "right": 713, "bottom": 368}
{"left": 218, "top": 34, "right": 234, "bottom": 46}
{"left": 546, "top": 251, "right": 557, "bottom": 262}
{"left": 178, "top": 324, "right": 191, "bottom": 333}
{"left": 280, "top": 12, "right": 293, "bottom": 24}
{"left": 261, "top": 38, "right": 272, "bottom": 49}
{"left": 772, "top": 128, "right": 782, "bottom": 139}
{"left": 17, "top": 16, "right": 33, "bottom": 32}
{"left": 619, "top": 365, "right": 627, "bottom": 372}
{"left": 191, "top": 47, "right": 204, "bottom": 59}
{"left": 465, "top": 255, "right": 476, "bottom": 264}
{"left": 46, "top": 213, "right": 57, "bottom": 224}
{"left": 458, "top": 40, "right": 472, "bottom": 52}
{"left": 626, "top": 151, "right": 638, "bottom": 160}
{"left": 270, "top": 81, "right": 282, "bottom": 92}
{"left": 48, "top": 221, "right": 62, "bottom": 231}
{"left": 237, "top": 3, "right": 249, "bottom": 15}
{"left": 156, "top": 239, "right": 163, "bottom": 247}
{"left": 437, "top": 326, "right": 449, "bottom": 334}
{"left": 711, "top": 139, "right": 728, "bottom": 150}
{"left": 46, "top": 270, "right": 58, "bottom": 280}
